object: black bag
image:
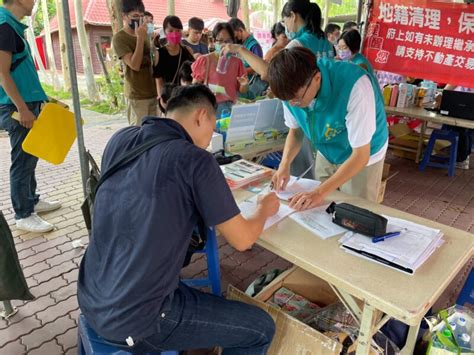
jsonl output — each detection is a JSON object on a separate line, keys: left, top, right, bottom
{"left": 326, "top": 202, "right": 387, "bottom": 237}
{"left": 0, "top": 211, "right": 34, "bottom": 301}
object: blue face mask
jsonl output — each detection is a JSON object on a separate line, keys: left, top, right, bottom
{"left": 214, "top": 43, "right": 222, "bottom": 54}
{"left": 285, "top": 26, "right": 297, "bottom": 40}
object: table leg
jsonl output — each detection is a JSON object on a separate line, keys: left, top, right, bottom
{"left": 330, "top": 285, "right": 363, "bottom": 323}
{"left": 355, "top": 302, "right": 377, "bottom": 355}
{"left": 416, "top": 121, "right": 427, "bottom": 163}
{"left": 0, "top": 301, "right": 18, "bottom": 319}
{"left": 400, "top": 323, "right": 421, "bottom": 355}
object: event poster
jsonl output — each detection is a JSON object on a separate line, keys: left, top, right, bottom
{"left": 363, "top": 0, "right": 474, "bottom": 87}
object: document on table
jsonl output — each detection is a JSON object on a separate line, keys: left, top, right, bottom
{"left": 339, "top": 216, "right": 444, "bottom": 274}
{"left": 276, "top": 176, "right": 321, "bottom": 201}
{"left": 239, "top": 195, "right": 294, "bottom": 230}
{"left": 289, "top": 204, "right": 347, "bottom": 239}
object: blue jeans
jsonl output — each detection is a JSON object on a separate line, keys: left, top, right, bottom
{"left": 110, "top": 282, "right": 275, "bottom": 354}
{"left": 0, "top": 102, "right": 41, "bottom": 219}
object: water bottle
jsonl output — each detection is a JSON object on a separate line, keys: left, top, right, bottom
{"left": 216, "top": 54, "right": 230, "bottom": 74}
{"left": 457, "top": 333, "right": 471, "bottom": 349}
{"left": 448, "top": 321, "right": 457, "bottom": 333}
{"left": 456, "top": 317, "right": 468, "bottom": 337}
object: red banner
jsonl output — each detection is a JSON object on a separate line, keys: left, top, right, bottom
{"left": 363, "top": 0, "right": 474, "bottom": 87}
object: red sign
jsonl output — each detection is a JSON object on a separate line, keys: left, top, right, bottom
{"left": 363, "top": 0, "right": 474, "bottom": 87}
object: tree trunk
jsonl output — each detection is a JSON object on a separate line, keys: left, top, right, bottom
{"left": 241, "top": 0, "right": 250, "bottom": 30}
{"left": 167, "top": 0, "right": 175, "bottom": 16}
{"left": 74, "top": 0, "right": 100, "bottom": 101}
{"left": 26, "top": 2, "right": 49, "bottom": 84}
{"left": 55, "top": 0, "right": 71, "bottom": 91}
{"left": 41, "top": 0, "right": 61, "bottom": 90}
{"left": 106, "top": 0, "right": 123, "bottom": 35}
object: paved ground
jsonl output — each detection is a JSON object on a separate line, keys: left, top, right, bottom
{"left": 0, "top": 109, "right": 472, "bottom": 354}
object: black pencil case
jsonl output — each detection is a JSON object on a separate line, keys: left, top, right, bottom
{"left": 326, "top": 202, "right": 387, "bottom": 237}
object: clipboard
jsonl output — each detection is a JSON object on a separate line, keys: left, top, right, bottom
{"left": 21, "top": 102, "right": 82, "bottom": 165}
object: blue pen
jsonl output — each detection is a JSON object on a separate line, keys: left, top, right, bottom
{"left": 372, "top": 231, "right": 402, "bottom": 243}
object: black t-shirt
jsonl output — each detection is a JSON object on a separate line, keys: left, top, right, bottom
{"left": 0, "top": 23, "right": 25, "bottom": 54}
{"left": 153, "top": 45, "right": 194, "bottom": 84}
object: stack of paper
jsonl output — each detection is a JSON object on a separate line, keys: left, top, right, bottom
{"left": 221, "top": 160, "right": 272, "bottom": 190}
{"left": 339, "top": 216, "right": 444, "bottom": 274}
{"left": 276, "top": 176, "right": 321, "bottom": 201}
{"left": 290, "top": 205, "right": 347, "bottom": 240}
{"left": 239, "top": 195, "right": 294, "bottom": 230}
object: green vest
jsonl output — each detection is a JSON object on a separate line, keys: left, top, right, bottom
{"left": 350, "top": 53, "right": 385, "bottom": 107}
{"left": 284, "top": 59, "right": 388, "bottom": 164}
{"left": 295, "top": 29, "right": 335, "bottom": 60}
{"left": 0, "top": 7, "right": 47, "bottom": 105}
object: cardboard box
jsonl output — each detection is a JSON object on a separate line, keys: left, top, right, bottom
{"left": 227, "top": 267, "right": 343, "bottom": 355}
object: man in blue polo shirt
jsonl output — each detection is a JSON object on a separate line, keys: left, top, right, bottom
{"left": 78, "top": 85, "right": 279, "bottom": 353}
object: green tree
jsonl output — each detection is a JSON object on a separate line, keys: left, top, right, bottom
{"left": 33, "top": 0, "right": 56, "bottom": 36}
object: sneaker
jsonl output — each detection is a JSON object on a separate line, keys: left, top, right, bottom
{"left": 34, "top": 199, "right": 62, "bottom": 213}
{"left": 456, "top": 157, "right": 470, "bottom": 170}
{"left": 16, "top": 213, "right": 55, "bottom": 233}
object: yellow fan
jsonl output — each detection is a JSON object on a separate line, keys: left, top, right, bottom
{"left": 21, "top": 103, "right": 82, "bottom": 165}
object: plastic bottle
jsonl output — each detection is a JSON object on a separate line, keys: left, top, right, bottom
{"left": 216, "top": 54, "right": 230, "bottom": 74}
{"left": 456, "top": 317, "right": 468, "bottom": 337}
{"left": 457, "top": 333, "right": 471, "bottom": 349}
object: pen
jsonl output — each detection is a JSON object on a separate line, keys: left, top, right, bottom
{"left": 372, "top": 230, "right": 404, "bottom": 243}
{"left": 295, "top": 162, "right": 315, "bottom": 182}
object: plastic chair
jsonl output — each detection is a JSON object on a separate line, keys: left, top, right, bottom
{"left": 456, "top": 268, "right": 474, "bottom": 308}
{"left": 181, "top": 227, "right": 222, "bottom": 296}
{"left": 261, "top": 151, "right": 283, "bottom": 170}
{"left": 419, "top": 129, "right": 459, "bottom": 177}
{"left": 77, "top": 228, "right": 221, "bottom": 354}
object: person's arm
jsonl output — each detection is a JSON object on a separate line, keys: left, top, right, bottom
{"left": 271, "top": 104, "right": 306, "bottom": 191}
{"left": 121, "top": 24, "right": 147, "bottom": 72}
{"left": 289, "top": 76, "right": 377, "bottom": 210}
{"left": 224, "top": 44, "right": 269, "bottom": 79}
{"left": 0, "top": 50, "right": 36, "bottom": 128}
{"left": 155, "top": 77, "right": 165, "bottom": 98}
{"left": 216, "top": 193, "right": 279, "bottom": 251}
{"left": 289, "top": 145, "right": 370, "bottom": 210}
{"left": 192, "top": 153, "right": 279, "bottom": 251}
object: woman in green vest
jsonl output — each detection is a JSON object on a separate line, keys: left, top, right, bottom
{"left": 337, "top": 30, "right": 385, "bottom": 104}
{"left": 337, "top": 30, "right": 375, "bottom": 77}
{"left": 223, "top": 0, "right": 334, "bottom": 79}
{"left": 269, "top": 47, "right": 389, "bottom": 209}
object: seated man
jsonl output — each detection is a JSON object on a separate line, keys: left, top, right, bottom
{"left": 77, "top": 85, "right": 278, "bottom": 353}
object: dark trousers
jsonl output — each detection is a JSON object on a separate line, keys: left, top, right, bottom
{"left": 0, "top": 102, "right": 41, "bottom": 219}
{"left": 442, "top": 125, "right": 473, "bottom": 162}
{"left": 108, "top": 282, "right": 276, "bottom": 354}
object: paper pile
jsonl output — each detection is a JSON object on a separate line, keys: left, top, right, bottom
{"left": 221, "top": 160, "right": 272, "bottom": 190}
{"left": 339, "top": 216, "right": 444, "bottom": 274}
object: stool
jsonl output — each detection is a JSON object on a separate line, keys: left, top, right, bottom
{"left": 182, "top": 227, "right": 221, "bottom": 296}
{"left": 77, "top": 228, "right": 221, "bottom": 354}
{"left": 419, "top": 129, "right": 459, "bottom": 177}
{"left": 456, "top": 268, "right": 474, "bottom": 308}
{"left": 261, "top": 151, "right": 283, "bottom": 170}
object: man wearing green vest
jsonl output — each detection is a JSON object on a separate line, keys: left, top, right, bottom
{"left": 0, "top": 0, "right": 61, "bottom": 233}
{"left": 268, "top": 47, "right": 388, "bottom": 210}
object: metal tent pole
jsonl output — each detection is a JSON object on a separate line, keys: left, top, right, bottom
{"left": 62, "top": 0, "right": 89, "bottom": 197}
